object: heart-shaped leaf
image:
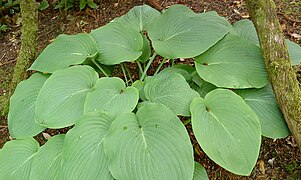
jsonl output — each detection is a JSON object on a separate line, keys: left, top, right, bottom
{"left": 190, "top": 89, "right": 261, "bottom": 175}
{"left": 104, "top": 102, "right": 194, "bottom": 179}
{"left": 195, "top": 34, "right": 268, "bottom": 88}
{"left": 91, "top": 21, "right": 143, "bottom": 65}
{"left": 193, "top": 162, "right": 209, "bottom": 180}
{"left": 35, "top": 66, "right": 98, "bottom": 128}
{"left": 120, "top": 4, "right": 161, "bottom": 32}
{"left": 235, "top": 85, "right": 290, "bottom": 138}
{"left": 30, "top": 135, "right": 65, "bottom": 180}
{"left": 29, "top": 33, "right": 98, "bottom": 73}
{"left": 0, "top": 138, "right": 39, "bottom": 179}
{"left": 148, "top": 5, "right": 228, "bottom": 59}
{"left": 144, "top": 71, "right": 199, "bottom": 116}
{"left": 8, "top": 73, "right": 48, "bottom": 138}
{"left": 84, "top": 77, "right": 139, "bottom": 117}
{"left": 62, "top": 111, "right": 114, "bottom": 180}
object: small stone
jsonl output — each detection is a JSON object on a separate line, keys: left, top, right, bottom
{"left": 268, "top": 157, "right": 275, "bottom": 166}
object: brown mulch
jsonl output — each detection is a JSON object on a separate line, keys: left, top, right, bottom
{"left": 1, "top": 0, "right": 301, "bottom": 179}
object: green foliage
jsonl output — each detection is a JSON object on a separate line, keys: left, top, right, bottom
{"left": 0, "top": 0, "right": 20, "bottom": 15}
{"left": 55, "top": 0, "right": 97, "bottom": 11}
{"left": 2, "top": 4, "right": 299, "bottom": 179}
{"left": 190, "top": 89, "right": 261, "bottom": 175}
{"left": 0, "top": 23, "right": 8, "bottom": 34}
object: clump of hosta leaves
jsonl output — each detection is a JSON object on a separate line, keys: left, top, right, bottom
{"left": 2, "top": 4, "right": 301, "bottom": 179}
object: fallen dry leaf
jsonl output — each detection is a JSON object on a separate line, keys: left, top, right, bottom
{"left": 42, "top": 133, "right": 52, "bottom": 140}
{"left": 258, "top": 160, "right": 265, "bottom": 174}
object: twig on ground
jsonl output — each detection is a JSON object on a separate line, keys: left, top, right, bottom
{"left": 277, "top": 12, "right": 301, "bottom": 23}
{"left": 0, "top": 59, "right": 17, "bottom": 67}
{"left": 0, "top": 53, "right": 6, "bottom": 61}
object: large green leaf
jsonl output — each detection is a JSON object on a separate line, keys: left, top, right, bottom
{"left": 148, "top": 5, "right": 228, "bottom": 59}
{"left": 8, "top": 73, "right": 48, "bottom": 138}
{"left": 35, "top": 66, "right": 98, "bottom": 128}
{"left": 91, "top": 21, "right": 143, "bottom": 65}
{"left": 120, "top": 4, "right": 161, "bottom": 32}
{"left": 190, "top": 89, "right": 261, "bottom": 175}
{"left": 160, "top": 66, "right": 192, "bottom": 82}
{"left": 30, "top": 135, "right": 65, "bottom": 180}
{"left": 231, "top": 19, "right": 301, "bottom": 65}
{"left": 0, "top": 138, "right": 39, "bottom": 179}
{"left": 231, "top": 19, "right": 259, "bottom": 45}
{"left": 235, "top": 85, "right": 290, "bottom": 138}
{"left": 144, "top": 71, "right": 199, "bottom": 116}
{"left": 62, "top": 111, "right": 114, "bottom": 180}
{"left": 104, "top": 102, "right": 194, "bottom": 180}
{"left": 195, "top": 34, "right": 268, "bottom": 88}
{"left": 193, "top": 162, "right": 209, "bottom": 180}
{"left": 287, "top": 39, "right": 301, "bottom": 65}
{"left": 84, "top": 77, "right": 139, "bottom": 117}
{"left": 29, "top": 33, "right": 98, "bottom": 73}
{"left": 198, "top": 11, "right": 232, "bottom": 32}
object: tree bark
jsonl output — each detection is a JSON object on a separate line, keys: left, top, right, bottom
{"left": 0, "top": 0, "right": 38, "bottom": 123}
{"left": 10, "top": 2, "right": 38, "bottom": 99}
{"left": 246, "top": 0, "right": 301, "bottom": 150}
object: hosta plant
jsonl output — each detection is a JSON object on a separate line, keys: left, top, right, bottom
{"left": 2, "top": 4, "right": 301, "bottom": 179}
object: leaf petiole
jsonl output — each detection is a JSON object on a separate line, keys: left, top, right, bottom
{"left": 121, "top": 63, "right": 129, "bottom": 86}
{"left": 140, "top": 52, "right": 157, "bottom": 81}
{"left": 154, "top": 58, "right": 166, "bottom": 75}
{"left": 91, "top": 58, "right": 110, "bottom": 77}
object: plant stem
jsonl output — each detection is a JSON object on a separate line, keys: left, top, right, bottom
{"left": 154, "top": 58, "right": 166, "bottom": 75}
{"left": 125, "top": 65, "right": 133, "bottom": 84}
{"left": 172, "top": 59, "right": 175, "bottom": 66}
{"left": 140, "top": 52, "right": 157, "bottom": 81}
{"left": 121, "top": 63, "right": 129, "bottom": 86}
{"left": 91, "top": 58, "right": 109, "bottom": 77}
{"left": 136, "top": 60, "right": 144, "bottom": 76}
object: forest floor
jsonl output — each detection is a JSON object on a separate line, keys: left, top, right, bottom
{"left": 1, "top": 0, "right": 301, "bottom": 179}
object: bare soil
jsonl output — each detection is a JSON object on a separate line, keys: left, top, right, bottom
{"left": 1, "top": 0, "right": 301, "bottom": 179}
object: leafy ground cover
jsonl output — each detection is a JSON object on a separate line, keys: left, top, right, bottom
{"left": 0, "top": 0, "right": 301, "bottom": 179}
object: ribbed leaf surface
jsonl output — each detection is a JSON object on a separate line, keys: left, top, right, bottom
{"left": 35, "top": 66, "right": 98, "bottom": 128}
{"left": 30, "top": 135, "right": 65, "bottom": 180}
{"left": 144, "top": 71, "right": 199, "bottom": 116}
{"left": 8, "top": 73, "right": 48, "bottom": 138}
{"left": 231, "top": 19, "right": 301, "bottom": 65}
{"left": 120, "top": 4, "right": 160, "bottom": 32}
{"left": 104, "top": 103, "right": 194, "bottom": 180}
{"left": 287, "top": 39, "right": 301, "bottom": 65}
{"left": 85, "top": 77, "right": 139, "bottom": 117}
{"left": 195, "top": 34, "right": 268, "bottom": 88}
{"left": 148, "top": 5, "right": 228, "bottom": 59}
{"left": 193, "top": 162, "right": 209, "bottom": 180}
{"left": 190, "top": 89, "right": 261, "bottom": 175}
{"left": 235, "top": 85, "right": 290, "bottom": 138}
{"left": 0, "top": 138, "right": 39, "bottom": 179}
{"left": 29, "top": 33, "right": 98, "bottom": 73}
{"left": 91, "top": 21, "right": 143, "bottom": 65}
{"left": 62, "top": 112, "right": 114, "bottom": 180}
